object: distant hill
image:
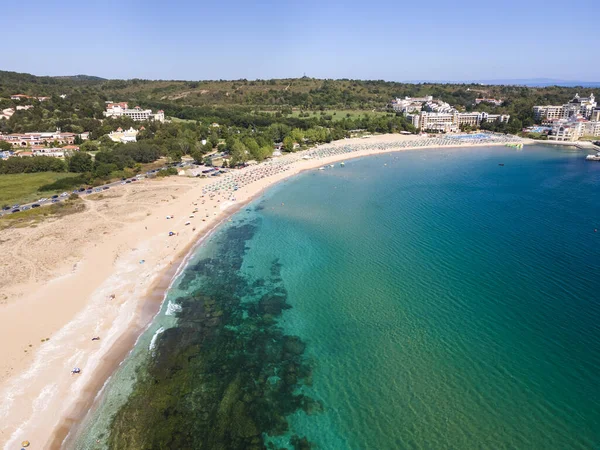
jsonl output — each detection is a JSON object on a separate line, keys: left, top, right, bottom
{"left": 54, "top": 74, "right": 107, "bottom": 82}
{"left": 0, "top": 70, "right": 597, "bottom": 118}
{"left": 404, "top": 78, "right": 600, "bottom": 88}
{"left": 472, "top": 78, "right": 600, "bottom": 88}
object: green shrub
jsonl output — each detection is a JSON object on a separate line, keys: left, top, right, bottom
{"left": 156, "top": 167, "right": 178, "bottom": 177}
{"left": 39, "top": 175, "right": 88, "bottom": 191}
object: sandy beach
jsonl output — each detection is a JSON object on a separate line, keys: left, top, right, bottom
{"left": 0, "top": 133, "right": 527, "bottom": 449}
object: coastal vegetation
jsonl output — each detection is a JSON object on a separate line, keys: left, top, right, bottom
{"left": 1, "top": 69, "right": 596, "bottom": 205}
{"left": 0, "top": 195, "right": 84, "bottom": 231}
{"left": 0, "top": 172, "right": 73, "bottom": 206}
{"left": 1, "top": 70, "right": 590, "bottom": 129}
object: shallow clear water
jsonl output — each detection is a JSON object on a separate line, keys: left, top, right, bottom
{"left": 77, "top": 144, "right": 600, "bottom": 449}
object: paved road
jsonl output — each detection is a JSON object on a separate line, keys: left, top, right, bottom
{"left": 0, "top": 162, "right": 196, "bottom": 218}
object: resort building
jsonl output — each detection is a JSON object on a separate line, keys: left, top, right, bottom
{"left": 419, "top": 112, "right": 458, "bottom": 133}
{"left": 103, "top": 102, "right": 165, "bottom": 122}
{"left": 108, "top": 127, "right": 139, "bottom": 143}
{"left": 423, "top": 101, "right": 456, "bottom": 114}
{"left": 456, "top": 112, "right": 482, "bottom": 127}
{"left": 0, "top": 109, "right": 13, "bottom": 120}
{"left": 391, "top": 96, "right": 434, "bottom": 113}
{"left": 534, "top": 105, "right": 564, "bottom": 121}
{"left": 31, "top": 147, "right": 66, "bottom": 158}
{"left": 393, "top": 94, "right": 509, "bottom": 131}
{"left": 407, "top": 112, "right": 510, "bottom": 132}
{"left": 10, "top": 94, "right": 49, "bottom": 101}
{"left": 0, "top": 129, "right": 89, "bottom": 147}
{"left": 0, "top": 105, "right": 35, "bottom": 120}
{"left": 533, "top": 93, "right": 597, "bottom": 121}
{"left": 482, "top": 113, "right": 510, "bottom": 124}
{"left": 475, "top": 98, "right": 504, "bottom": 106}
{"left": 548, "top": 118, "right": 600, "bottom": 141}
{"left": 405, "top": 114, "right": 420, "bottom": 128}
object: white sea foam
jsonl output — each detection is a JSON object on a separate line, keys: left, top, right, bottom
{"left": 33, "top": 383, "right": 57, "bottom": 412}
{"left": 220, "top": 201, "right": 234, "bottom": 210}
{"left": 165, "top": 301, "right": 182, "bottom": 316}
{"left": 149, "top": 327, "right": 165, "bottom": 352}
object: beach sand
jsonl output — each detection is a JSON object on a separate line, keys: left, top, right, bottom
{"left": 0, "top": 133, "right": 527, "bottom": 449}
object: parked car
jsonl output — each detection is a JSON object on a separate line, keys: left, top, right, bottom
{"left": 2, "top": 206, "right": 10, "bottom": 211}
{"left": 102, "top": 186, "right": 110, "bottom": 190}
{"left": 31, "top": 204, "right": 41, "bottom": 208}
{"left": 52, "top": 195, "right": 59, "bottom": 199}
{"left": 61, "top": 192, "right": 69, "bottom": 197}
{"left": 22, "top": 205, "right": 31, "bottom": 211}
{"left": 52, "top": 199, "right": 59, "bottom": 203}
{"left": 125, "top": 180, "right": 131, "bottom": 184}
{"left": 86, "top": 190, "right": 92, "bottom": 194}
{"left": 11, "top": 209, "right": 20, "bottom": 213}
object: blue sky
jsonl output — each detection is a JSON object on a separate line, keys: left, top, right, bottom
{"left": 4, "top": 0, "right": 599, "bottom": 81}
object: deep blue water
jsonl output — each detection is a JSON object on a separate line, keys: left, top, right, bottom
{"left": 78, "top": 144, "right": 600, "bottom": 449}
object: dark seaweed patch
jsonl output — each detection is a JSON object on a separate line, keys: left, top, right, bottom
{"left": 107, "top": 219, "right": 317, "bottom": 449}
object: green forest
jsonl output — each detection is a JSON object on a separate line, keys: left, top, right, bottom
{"left": 0, "top": 69, "right": 597, "bottom": 180}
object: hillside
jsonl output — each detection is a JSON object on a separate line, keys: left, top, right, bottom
{"left": 1, "top": 70, "right": 595, "bottom": 113}
{"left": 1, "top": 70, "right": 598, "bottom": 206}
{"left": 1, "top": 69, "right": 598, "bottom": 146}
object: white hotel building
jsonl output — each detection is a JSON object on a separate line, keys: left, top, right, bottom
{"left": 406, "top": 111, "right": 510, "bottom": 133}
{"left": 533, "top": 93, "right": 597, "bottom": 121}
{"left": 103, "top": 102, "right": 165, "bottom": 122}
{"left": 394, "top": 96, "right": 509, "bottom": 132}
{"left": 548, "top": 119, "right": 600, "bottom": 141}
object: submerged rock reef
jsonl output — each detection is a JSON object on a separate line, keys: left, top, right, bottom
{"left": 109, "top": 219, "right": 319, "bottom": 449}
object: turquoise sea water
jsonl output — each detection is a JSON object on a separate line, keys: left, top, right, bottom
{"left": 77, "top": 144, "right": 600, "bottom": 449}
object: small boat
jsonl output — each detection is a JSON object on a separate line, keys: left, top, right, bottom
{"left": 505, "top": 143, "right": 523, "bottom": 149}
{"left": 498, "top": 163, "right": 505, "bottom": 166}
{"left": 72, "top": 368, "right": 81, "bottom": 374}
{"left": 586, "top": 152, "right": 600, "bottom": 161}
{"left": 340, "top": 162, "right": 345, "bottom": 167}
{"left": 329, "top": 164, "right": 334, "bottom": 168}
{"left": 318, "top": 167, "right": 325, "bottom": 171}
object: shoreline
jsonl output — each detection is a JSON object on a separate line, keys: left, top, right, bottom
{"left": 0, "top": 133, "right": 531, "bottom": 449}
{"left": 52, "top": 197, "right": 253, "bottom": 448}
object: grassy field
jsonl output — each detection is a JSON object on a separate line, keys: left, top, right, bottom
{"left": 0, "top": 199, "right": 85, "bottom": 231}
{"left": 286, "top": 109, "right": 391, "bottom": 122}
{"left": 169, "top": 117, "right": 197, "bottom": 123}
{"left": 0, "top": 172, "right": 74, "bottom": 207}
